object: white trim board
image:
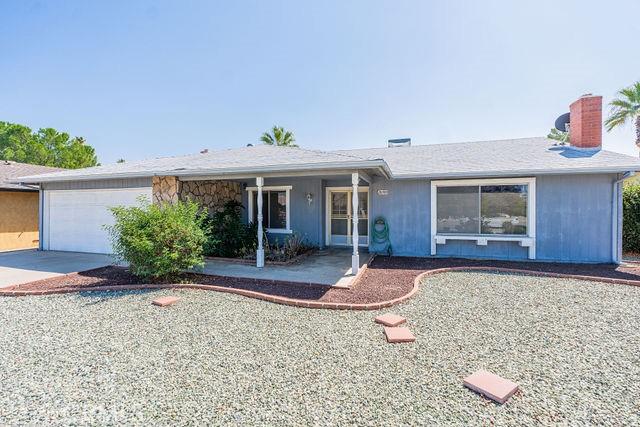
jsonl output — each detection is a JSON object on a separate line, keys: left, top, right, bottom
{"left": 430, "top": 177, "right": 536, "bottom": 259}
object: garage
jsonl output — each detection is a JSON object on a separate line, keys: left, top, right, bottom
{"left": 43, "top": 187, "right": 152, "bottom": 254}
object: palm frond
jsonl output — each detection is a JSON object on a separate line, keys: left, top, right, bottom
{"left": 609, "top": 99, "right": 634, "bottom": 110}
{"left": 606, "top": 81, "right": 640, "bottom": 133}
{"left": 604, "top": 111, "right": 630, "bottom": 131}
{"left": 260, "top": 132, "right": 275, "bottom": 145}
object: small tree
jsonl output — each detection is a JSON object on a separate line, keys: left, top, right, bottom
{"left": 106, "top": 198, "right": 207, "bottom": 281}
{"left": 0, "top": 122, "right": 98, "bottom": 168}
{"left": 547, "top": 128, "right": 569, "bottom": 145}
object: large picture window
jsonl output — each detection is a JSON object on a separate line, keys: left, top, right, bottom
{"left": 247, "top": 186, "right": 291, "bottom": 233}
{"left": 435, "top": 181, "right": 531, "bottom": 236}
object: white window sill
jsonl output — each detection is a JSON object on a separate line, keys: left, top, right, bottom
{"left": 434, "top": 234, "right": 534, "bottom": 247}
{"left": 267, "top": 228, "right": 293, "bottom": 234}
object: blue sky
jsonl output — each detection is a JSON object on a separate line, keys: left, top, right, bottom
{"left": 1, "top": 0, "right": 639, "bottom": 164}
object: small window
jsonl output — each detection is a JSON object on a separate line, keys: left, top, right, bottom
{"left": 248, "top": 187, "right": 291, "bottom": 232}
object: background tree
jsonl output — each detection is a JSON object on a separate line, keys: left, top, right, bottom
{"left": 547, "top": 128, "right": 569, "bottom": 144}
{"left": 604, "top": 81, "right": 640, "bottom": 148}
{"left": 0, "top": 121, "right": 98, "bottom": 168}
{"left": 117, "top": 158, "right": 125, "bottom": 163}
{"left": 260, "top": 126, "right": 297, "bottom": 147}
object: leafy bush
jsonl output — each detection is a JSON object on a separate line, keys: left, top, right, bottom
{"left": 623, "top": 184, "right": 640, "bottom": 253}
{"left": 203, "top": 200, "right": 258, "bottom": 257}
{"left": 106, "top": 198, "right": 207, "bottom": 281}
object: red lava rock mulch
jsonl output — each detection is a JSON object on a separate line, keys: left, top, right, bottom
{"left": 3, "top": 257, "right": 640, "bottom": 309}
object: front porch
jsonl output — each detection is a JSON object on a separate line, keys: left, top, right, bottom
{"left": 152, "top": 167, "right": 386, "bottom": 279}
{"left": 202, "top": 248, "right": 371, "bottom": 288}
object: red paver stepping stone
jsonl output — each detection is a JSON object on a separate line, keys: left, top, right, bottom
{"left": 383, "top": 326, "right": 415, "bottom": 343}
{"left": 375, "top": 313, "right": 407, "bottom": 327}
{"left": 152, "top": 296, "right": 180, "bottom": 307}
{"left": 463, "top": 370, "right": 519, "bottom": 404}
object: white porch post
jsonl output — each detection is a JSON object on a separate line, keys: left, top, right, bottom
{"left": 256, "top": 177, "right": 265, "bottom": 268}
{"left": 351, "top": 172, "right": 359, "bottom": 275}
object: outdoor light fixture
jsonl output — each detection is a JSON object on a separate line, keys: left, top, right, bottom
{"left": 306, "top": 193, "right": 313, "bottom": 205}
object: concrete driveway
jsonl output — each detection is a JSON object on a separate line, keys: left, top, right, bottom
{"left": 0, "top": 250, "right": 113, "bottom": 289}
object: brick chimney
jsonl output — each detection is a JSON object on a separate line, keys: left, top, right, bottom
{"left": 569, "top": 94, "right": 602, "bottom": 150}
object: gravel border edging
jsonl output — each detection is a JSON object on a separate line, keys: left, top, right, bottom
{"left": 1, "top": 264, "right": 639, "bottom": 310}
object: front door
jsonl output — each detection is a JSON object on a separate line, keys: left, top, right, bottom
{"left": 327, "top": 188, "right": 368, "bottom": 246}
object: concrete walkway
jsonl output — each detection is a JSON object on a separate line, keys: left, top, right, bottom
{"left": 202, "top": 248, "right": 370, "bottom": 287}
{"left": 0, "top": 250, "right": 113, "bottom": 288}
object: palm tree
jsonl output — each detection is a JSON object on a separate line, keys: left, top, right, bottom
{"left": 605, "top": 81, "right": 640, "bottom": 148}
{"left": 260, "top": 126, "right": 297, "bottom": 147}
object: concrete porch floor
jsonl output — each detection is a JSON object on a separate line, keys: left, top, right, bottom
{"left": 201, "top": 248, "right": 370, "bottom": 288}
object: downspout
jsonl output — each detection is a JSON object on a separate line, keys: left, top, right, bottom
{"left": 612, "top": 172, "right": 635, "bottom": 264}
{"left": 38, "top": 185, "right": 44, "bottom": 251}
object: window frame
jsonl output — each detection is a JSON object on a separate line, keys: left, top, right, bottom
{"left": 430, "top": 177, "right": 536, "bottom": 259}
{"left": 246, "top": 185, "right": 292, "bottom": 234}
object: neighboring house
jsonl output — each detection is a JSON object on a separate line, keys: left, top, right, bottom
{"left": 0, "top": 161, "right": 64, "bottom": 251}
{"left": 15, "top": 95, "right": 640, "bottom": 269}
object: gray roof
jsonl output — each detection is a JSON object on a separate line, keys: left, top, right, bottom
{"left": 15, "top": 145, "right": 390, "bottom": 183}
{"left": 0, "top": 161, "right": 64, "bottom": 190}
{"left": 338, "top": 137, "right": 640, "bottom": 179}
{"left": 14, "top": 137, "right": 640, "bottom": 184}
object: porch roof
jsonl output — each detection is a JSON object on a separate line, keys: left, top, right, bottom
{"left": 14, "top": 145, "right": 391, "bottom": 184}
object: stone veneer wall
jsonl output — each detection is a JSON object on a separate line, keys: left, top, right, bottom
{"left": 152, "top": 176, "right": 242, "bottom": 213}
{"left": 179, "top": 180, "right": 242, "bottom": 213}
{"left": 152, "top": 176, "right": 180, "bottom": 204}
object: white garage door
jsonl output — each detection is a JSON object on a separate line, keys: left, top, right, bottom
{"left": 45, "top": 188, "right": 152, "bottom": 254}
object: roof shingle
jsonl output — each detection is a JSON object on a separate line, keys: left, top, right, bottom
{"left": 0, "top": 161, "right": 65, "bottom": 190}
{"left": 338, "top": 137, "right": 640, "bottom": 178}
{"left": 13, "top": 137, "right": 640, "bottom": 183}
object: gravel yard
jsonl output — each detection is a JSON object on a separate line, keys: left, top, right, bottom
{"left": 1, "top": 271, "right": 639, "bottom": 425}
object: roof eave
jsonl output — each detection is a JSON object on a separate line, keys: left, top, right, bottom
{"left": 13, "top": 159, "right": 391, "bottom": 184}
{"left": 391, "top": 166, "right": 640, "bottom": 180}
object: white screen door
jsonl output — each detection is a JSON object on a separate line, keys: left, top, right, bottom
{"left": 327, "top": 188, "right": 368, "bottom": 246}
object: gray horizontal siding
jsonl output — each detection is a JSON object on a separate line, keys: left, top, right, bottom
{"left": 435, "top": 240, "right": 529, "bottom": 260}
{"left": 536, "top": 174, "right": 615, "bottom": 263}
{"left": 43, "top": 178, "right": 152, "bottom": 191}
{"left": 369, "top": 179, "right": 431, "bottom": 257}
{"left": 240, "top": 177, "right": 324, "bottom": 247}
{"left": 369, "top": 174, "right": 617, "bottom": 263}
{"left": 38, "top": 172, "right": 618, "bottom": 263}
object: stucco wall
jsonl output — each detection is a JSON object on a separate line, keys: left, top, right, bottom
{"left": 0, "top": 191, "right": 39, "bottom": 251}
{"left": 369, "top": 174, "right": 618, "bottom": 263}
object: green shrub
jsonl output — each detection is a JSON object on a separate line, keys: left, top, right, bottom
{"left": 623, "top": 184, "right": 640, "bottom": 253}
{"left": 106, "top": 197, "right": 207, "bottom": 281}
{"left": 202, "top": 200, "right": 258, "bottom": 258}
{"left": 263, "top": 233, "right": 315, "bottom": 262}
